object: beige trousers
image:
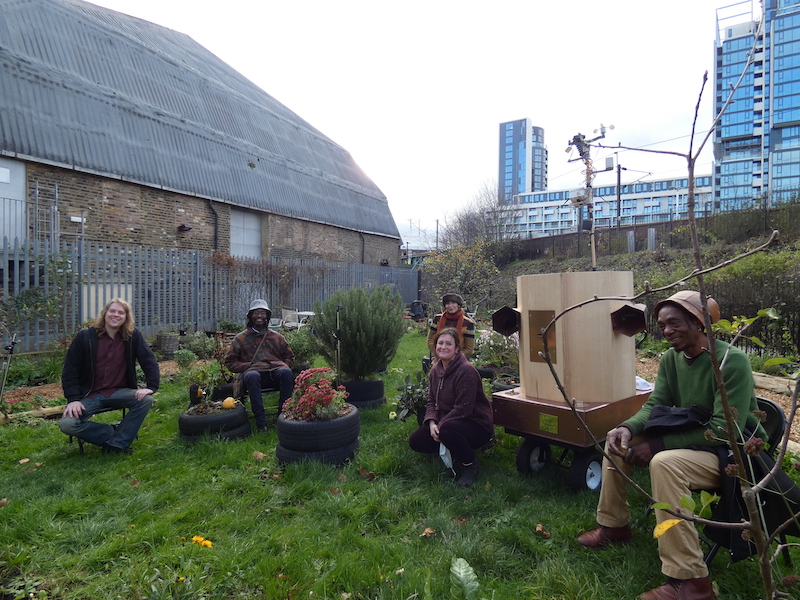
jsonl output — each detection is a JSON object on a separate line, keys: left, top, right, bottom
{"left": 596, "top": 448, "right": 720, "bottom": 580}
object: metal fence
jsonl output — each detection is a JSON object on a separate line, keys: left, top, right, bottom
{"left": 0, "top": 239, "right": 420, "bottom": 352}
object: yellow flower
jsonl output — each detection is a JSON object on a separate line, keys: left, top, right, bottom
{"left": 388, "top": 411, "right": 397, "bottom": 420}
{"left": 202, "top": 539, "right": 213, "bottom": 548}
{"left": 178, "top": 577, "right": 186, "bottom": 582}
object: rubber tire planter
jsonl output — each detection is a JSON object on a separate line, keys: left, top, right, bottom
{"left": 276, "top": 438, "right": 359, "bottom": 467}
{"left": 275, "top": 403, "right": 360, "bottom": 465}
{"left": 342, "top": 379, "right": 385, "bottom": 409}
{"left": 178, "top": 403, "right": 252, "bottom": 442}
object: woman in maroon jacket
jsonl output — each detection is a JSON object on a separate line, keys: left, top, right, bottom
{"left": 409, "top": 327, "right": 494, "bottom": 487}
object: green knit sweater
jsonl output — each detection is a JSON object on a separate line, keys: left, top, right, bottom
{"left": 625, "top": 339, "right": 766, "bottom": 449}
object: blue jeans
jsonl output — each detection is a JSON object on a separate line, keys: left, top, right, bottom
{"left": 243, "top": 368, "right": 295, "bottom": 427}
{"left": 59, "top": 388, "right": 153, "bottom": 449}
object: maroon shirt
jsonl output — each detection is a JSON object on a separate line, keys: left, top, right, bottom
{"left": 90, "top": 332, "right": 127, "bottom": 397}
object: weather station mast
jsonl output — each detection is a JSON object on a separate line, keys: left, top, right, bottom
{"left": 566, "top": 123, "right": 613, "bottom": 270}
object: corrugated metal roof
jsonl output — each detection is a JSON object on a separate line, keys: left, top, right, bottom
{"left": 0, "top": 0, "right": 400, "bottom": 239}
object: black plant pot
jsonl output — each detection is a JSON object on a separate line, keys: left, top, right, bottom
{"left": 188, "top": 382, "right": 235, "bottom": 406}
{"left": 211, "top": 383, "right": 234, "bottom": 402}
{"left": 189, "top": 383, "right": 202, "bottom": 406}
{"left": 342, "top": 379, "right": 386, "bottom": 409}
{"left": 475, "top": 366, "right": 496, "bottom": 380}
{"left": 491, "top": 375, "right": 520, "bottom": 392}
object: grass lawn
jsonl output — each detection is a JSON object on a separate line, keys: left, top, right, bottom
{"left": 0, "top": 329, "right": 791, "bottom": 599}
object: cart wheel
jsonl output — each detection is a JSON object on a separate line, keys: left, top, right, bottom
{"left": 569, "top": 450, "right": 603, "bottom": 491}
{"left": 515, "top": 439, "right": 550, "bottom": 475}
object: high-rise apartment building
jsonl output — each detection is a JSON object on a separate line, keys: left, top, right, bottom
{"left": 503, "top": 175, "right": 713, "bottom": 238}
{"left": 714, "top": 0, "right": 800, "bottom": 209}
{"left": 498, "top": 119, "right": 548, "bottom": 203}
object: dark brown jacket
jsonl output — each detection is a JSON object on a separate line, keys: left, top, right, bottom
{"left": 424, "top": 351, "right": 493, "bottom": 435}
{"left": 224, "top": 328, "right": 294, "bottom": 373}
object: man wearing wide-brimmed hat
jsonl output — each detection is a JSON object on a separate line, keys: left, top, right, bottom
{"left": 426, "top": 293, "right": 475, "bottom": 358}
{"left": 576, "top": 290, "right": 767, "bottom": 600}
{"left": 224, "top": 299, "right": 294, "bottom": 433}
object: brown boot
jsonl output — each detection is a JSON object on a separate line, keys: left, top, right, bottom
{"left": 639, "top": 577, "right": 715, "bottom": 600}
{"left": 576, "top": 524, "right": 632, "bottom": 548}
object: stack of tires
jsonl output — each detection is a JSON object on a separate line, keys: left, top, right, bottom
{"left": 275, "top": 404, "right": 360, "bottom": 466}
{"left": 178, "top": 403, "right": 252, "bottom": 442}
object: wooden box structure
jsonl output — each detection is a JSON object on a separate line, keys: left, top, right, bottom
{"left": 517, "top": 271, "right": 636, "bottom": 404}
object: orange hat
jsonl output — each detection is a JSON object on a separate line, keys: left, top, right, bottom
{"left": 654, "top": 290, "right": 720, "bottom": 326}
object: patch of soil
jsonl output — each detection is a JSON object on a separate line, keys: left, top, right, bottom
{"left": 2, "top": 360, "right": 182, "bottom": 406}
{"left": 185, "top": 398, "right": 241, "bottom": 415}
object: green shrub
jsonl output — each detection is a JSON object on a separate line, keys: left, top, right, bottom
{"left": 749, "top": 352, "right": 798, "bottom": 377}
{"left": 4, "top": 357, "right": 38, "bottom": 388}
{"left": 281, "top": 326, "right": 319, "bottom": 372}
{"left": 35, "top": 352, "right": 64, "bottom": 384}
{"left": 180, "top": 331, "right": 216, "bottom": 359}
{"left": 638, "top": 335, "right": 670, "bottom": 358}
{"left": 215, "top": 318, "right": 242, "bottom": 333}
{"left": 173, "top": 348, "right": 198, "bottom": 371}
{"left": 312, "top": 286, "right": 405, "bottom": 380}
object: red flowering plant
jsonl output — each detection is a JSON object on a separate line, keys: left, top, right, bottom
{"left": 281, "top": 367, "right": 350, "bottom": 422}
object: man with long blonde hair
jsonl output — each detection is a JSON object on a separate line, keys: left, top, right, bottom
{"left": 60, "top": 298, "right": 159, "bottom": 454}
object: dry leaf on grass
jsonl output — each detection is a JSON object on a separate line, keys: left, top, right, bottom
{"left": 420, "top": 527, "right": 436, "bottom": 537}
{"left": 535, "top": 523, "right": 551, "bottom": 539}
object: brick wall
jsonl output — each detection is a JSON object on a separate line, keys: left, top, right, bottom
{"left": 265, "top": 214, "right": 400, "bottom": 265}
{"left": 26, "top": 163, "right": 399, "bottom": 264}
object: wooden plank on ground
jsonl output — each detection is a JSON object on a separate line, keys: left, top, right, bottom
{"left": 0, "top": 405, "right": 65, "bottom": 425}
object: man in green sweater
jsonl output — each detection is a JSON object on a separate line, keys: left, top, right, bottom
{"left": 577, "top": 290, "right": 766, "bottom": 600}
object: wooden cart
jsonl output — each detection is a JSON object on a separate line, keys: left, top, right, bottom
{"left": 492, "top": 388, "right": 649, "bottom": 491}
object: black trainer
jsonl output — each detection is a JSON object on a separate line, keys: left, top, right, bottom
{"left": 102, "top": 443, "right": 133, "bottom": 455}
{"left": 456, "top": 462, "right": 480, "bottom": 487}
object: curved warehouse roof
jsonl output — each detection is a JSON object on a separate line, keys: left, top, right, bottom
{"left": 0, "top": 0, "right": 399, "bottom": 239}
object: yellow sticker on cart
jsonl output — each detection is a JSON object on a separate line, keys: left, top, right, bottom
{"left": 539, "top": 413, "right": 558, "bottom": 435}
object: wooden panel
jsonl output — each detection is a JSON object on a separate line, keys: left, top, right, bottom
{"left": 517, "top": 271, "right": 636, "bottom": 404}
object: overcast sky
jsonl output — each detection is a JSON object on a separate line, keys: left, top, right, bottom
{"left": 87, "top": 0, "right": 755, "bottom": 247}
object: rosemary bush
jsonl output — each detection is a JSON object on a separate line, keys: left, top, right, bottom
{"left": 312, "top": 286, "right": 405, "bottom": 380}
